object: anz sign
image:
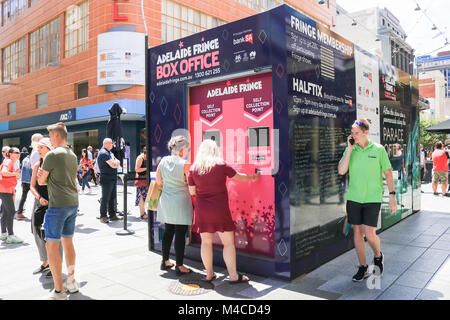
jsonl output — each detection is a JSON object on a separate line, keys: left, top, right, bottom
{"left": 59, "top": 110, "right": 74, "bottom": 122}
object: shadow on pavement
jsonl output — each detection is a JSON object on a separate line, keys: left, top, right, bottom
{"left": 75, "top": 224, "right": 99, "bottom": 234}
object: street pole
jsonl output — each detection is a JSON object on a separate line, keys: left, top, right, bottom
{"left": 141, "top": 0, "right": 154, "bottom": 251}
{"left": 116, "top": 174, "right": 135, "bottom": 236}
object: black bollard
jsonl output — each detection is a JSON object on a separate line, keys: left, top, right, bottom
{"left": 116, "top": 174, "right": 135, "bottom": 236}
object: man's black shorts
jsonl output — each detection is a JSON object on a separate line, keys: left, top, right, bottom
{"left": 346, "top": 200, "right": 381, "bottom": 228}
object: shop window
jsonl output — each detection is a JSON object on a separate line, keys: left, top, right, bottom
{"left": 8, "top": 101, "right": 16, "bottom": 115}
{"left": 2, "top": 37, "right": 26, "bottom": 82}
{"left": 2, "top": 137, "right": 20, "bottom": 148}
{"left": 30, "top": 16, "right": 60, "bottom": 72}
{"left": 36, "top": 92, "right": 48, "bottom": 108}
{"left": 67, "top": 129, "right": 98, "bottom": 159}
{"left": 76, "top": 81, "right": 88, "bottom": 99}
{"left": 65, "top": 0, "right": 89, "bottom": 58}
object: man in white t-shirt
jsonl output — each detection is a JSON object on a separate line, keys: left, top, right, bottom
{"left": 30, "top": 134, "right": 44, "bottom": 167}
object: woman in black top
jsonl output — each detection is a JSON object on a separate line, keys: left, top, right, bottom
{"left": 135, "top": 146, "right": 148, "bottom": 219}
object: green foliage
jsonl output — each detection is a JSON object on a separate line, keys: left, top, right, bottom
{"left": 419, "top": 117, "right": 448, "bottom": 150}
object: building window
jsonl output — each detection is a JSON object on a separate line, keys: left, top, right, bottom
{"left": 2, "top": 37, "right": 26, "bottom": 82}
{"left": 2, "top": 137, "right": 20, "bottom": 148}
{"left": 8, "top": 101, "right": 16, "bottom": 115}
{"left": 36, "top": 92, "right": 48, "bottom": 108}
{"left": 161, "top": 0, "right": 226, "bottom": 43}
{"left": 76, "top": 81, "right": 88, "bottom": 99}
{"left": 30, "top": 17, "right": 60, "bottom": 72}
{"left": 65, "top": 0, "right": 89, "bottom": 58}
{"left": 235, "top": 0, "right": 284, "bottom": 12}
{"left": 2, "top": 0, "right": 28, "bottom": 26}
{"left": 382, "top": 19, "right": 385, "bottom": 26}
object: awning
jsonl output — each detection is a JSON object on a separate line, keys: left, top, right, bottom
{"left": 425, "top": 118, "right": 450, "bottom": 134}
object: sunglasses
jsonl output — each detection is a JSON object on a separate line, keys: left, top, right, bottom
{"left": 11, "top": 151, "right": 20, "bottom": 154}
{"left": 354, "top": 120, "right": 368, "bottom": 130}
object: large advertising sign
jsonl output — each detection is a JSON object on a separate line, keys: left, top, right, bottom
{"left": 355, "top": 46, "right": 380, "bottom": 143}
{"left": 286, "top": 6, "right": 356, "bottom": 261}
{"left": 97, "top": 32, "right": 145, "bottom": 85}
{"left": 379, "top": 62, "right": 414, "bottom": 229}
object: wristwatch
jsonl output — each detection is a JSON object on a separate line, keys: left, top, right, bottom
{"left": 389, "top": 191, "right": 396, "bottom": 195}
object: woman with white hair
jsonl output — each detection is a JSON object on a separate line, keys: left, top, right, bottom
{"left": 156, "top": 135, "right": 193, "bottom": 275}
{"left": 188, "top": 139, "right": 258, "bottom": 283}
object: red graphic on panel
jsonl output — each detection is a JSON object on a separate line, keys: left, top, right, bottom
{"left": 189, "top": 72, "right": 275, "bottom": 257}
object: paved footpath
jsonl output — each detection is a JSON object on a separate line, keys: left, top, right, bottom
{"left": 1, "top": 182, "right": 449, "bottom": 300}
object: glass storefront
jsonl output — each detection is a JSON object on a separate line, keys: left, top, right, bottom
{"left": 2, "top": 137, "right": 21, "bottom": 148}
{"left": 67, "top": 129, "right": 98, "bottom": 159}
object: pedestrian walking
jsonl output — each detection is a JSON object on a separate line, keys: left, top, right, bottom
{"left": 97, "top": 138, "right": 123, "bottom": 224}
{"left": 29, "top": 138, "right": 63, "bottom": 277}
{"left": 431, "top": 142, "right": 449, "bottom": 197}
{"left": 156, "top": 136, "right": 193, "bottom": 275}
{"left": 37, "top": 123, "right": 79, "bottom": 300}
{"left": 78, "top": 149, "right": 93, "bottom": 194}
{"left": 135, "top": 146, "right": 148, "bottom": 219}
{"left": 16, "top": 153, "right": 32, "bottom": 220}
{"left": 338, "top": 119, "right": 397, "bottom": 282}
{"left": 188, "top": 139, "right": 258, "bottom": 283}
{"left": 87, "top": 146, "right": 97, "bottom": 186}
{"left": 0, "top": 147, "right": 23, "bottom": 244}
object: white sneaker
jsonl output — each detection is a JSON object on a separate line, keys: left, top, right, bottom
{"left": 64, "top": 280, "right": 79, "bottom": 294}
{"left": 6, "top": 235, "right": 23, "bottom": 244}
{"left": 0, "top": 233, "right": 7, "bottom": 241}
{"left": 47, "top": 290, "right": 68, "bottom": 300}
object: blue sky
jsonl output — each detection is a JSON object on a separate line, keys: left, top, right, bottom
{"left": 336, "top": 0, "right": 450, "bottom": 56}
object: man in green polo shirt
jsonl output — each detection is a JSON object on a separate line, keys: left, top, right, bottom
{"left": 338, "top": 119, "right": 397, "bottom": 282}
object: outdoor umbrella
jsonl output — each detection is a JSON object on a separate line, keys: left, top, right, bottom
{"left": 425, "top": 118, "right": 450, "bottom": 134}
{"left": 106, "top": 102, "right": 126, "bottom": 165}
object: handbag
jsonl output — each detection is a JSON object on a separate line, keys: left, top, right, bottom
{"left": 134, "top": 173, "right": 147, "bottom": 187}
{"left": 145, "top": 180, "right": 162, "bottom": 211}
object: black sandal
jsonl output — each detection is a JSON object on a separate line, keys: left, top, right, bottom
{"left": 228, "top": 273, "right": 249, "bottom": 285}
{"left": 203, "top": 274, "right": 217, "bottom": 283}
{"left": 160, "top": 260, "right": 174, "bottom": 271}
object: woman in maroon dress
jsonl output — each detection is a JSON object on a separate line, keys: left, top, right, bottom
{"left": 188, "top": 139, "right": 258, "bottom": 283}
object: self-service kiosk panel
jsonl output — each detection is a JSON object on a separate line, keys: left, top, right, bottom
{"left": 189, "top": 72, "right": 275, "bottom": 257}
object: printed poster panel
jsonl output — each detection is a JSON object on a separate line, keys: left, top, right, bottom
{"left": 355, "top": 46, "right": 380, "bottom": 144}
{"left": 285, "top": 7, "right": 356, "bottom": 260}
{"left": 97, "top": 32, "right": 145, "bottom": 85}
{"left": 379, "top": 63, "right": 412, "bottom": 229}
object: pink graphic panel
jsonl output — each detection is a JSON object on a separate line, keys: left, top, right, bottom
{"left": 189, "top": 72, "right": 275, "bottom": 257}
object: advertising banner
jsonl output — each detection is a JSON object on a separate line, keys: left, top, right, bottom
{"left": 355, "top": 46, "right": 380, "bottom": 143}
{"left": 286, "top": 6, "right": 356, "bottom": 260}
{"left": 379, "top": 63, "right": 413, "bottom": 229}
{"left": 97, "top": 32, "right": 145, "bottom": 85}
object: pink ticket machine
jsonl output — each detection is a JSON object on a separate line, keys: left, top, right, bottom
{"left": 188, "top": 72, "right": 276, "bottom": 257}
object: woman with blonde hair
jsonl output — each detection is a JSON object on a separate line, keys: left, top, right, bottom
{"left": 188, "top": 139, "right": 258, "bottom": 283}
{"left": 156, "top": 135, "right": 193, "bottom": 275}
